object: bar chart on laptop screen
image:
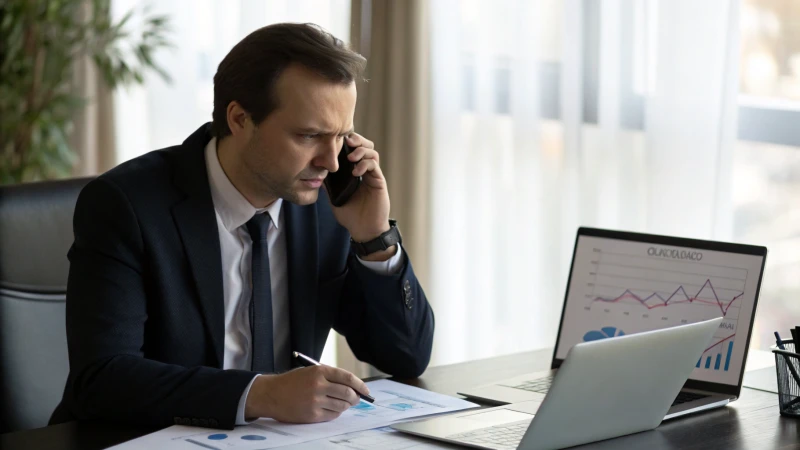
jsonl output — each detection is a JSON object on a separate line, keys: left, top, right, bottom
{"left": 556, "top": 236, "right": 764, "bottom": 386}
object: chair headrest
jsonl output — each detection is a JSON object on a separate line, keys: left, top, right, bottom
{"left": 0, "top": 178, "right": 92, "bottom": 294}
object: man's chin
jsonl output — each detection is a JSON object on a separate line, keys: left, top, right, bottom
{"left": 285, "top": 188, "right": 319, "bottom": 205}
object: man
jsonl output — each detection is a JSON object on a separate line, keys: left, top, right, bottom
{"left": 50, "top": 23, "right": 434, "bottom": 430}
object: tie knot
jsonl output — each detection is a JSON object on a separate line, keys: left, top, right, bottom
{"left": 246, "top": 212, "right": 272, "bottom": 242}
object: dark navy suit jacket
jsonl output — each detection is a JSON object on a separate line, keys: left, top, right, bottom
{"left": 51, "top": 124, "right": 434, "bottom": 429}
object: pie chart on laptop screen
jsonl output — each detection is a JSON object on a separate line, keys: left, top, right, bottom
{"left": 583, "top": 327, "right": 625, "bottom": 341}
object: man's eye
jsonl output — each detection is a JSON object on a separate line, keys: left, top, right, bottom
{"left": 300, "top": 134, "right": 317, "bottom": 140}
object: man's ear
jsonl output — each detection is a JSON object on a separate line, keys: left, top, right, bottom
{"left": 226, "top": 101, "right": 250, "bottom": 138}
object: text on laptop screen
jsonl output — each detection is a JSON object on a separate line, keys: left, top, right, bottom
{"left": 555, "top": 235, "right": 764, "bottom": 386}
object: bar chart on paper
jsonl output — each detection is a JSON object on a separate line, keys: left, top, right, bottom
{"left": 557, "top": 235, "right": 763, "bottom": 385}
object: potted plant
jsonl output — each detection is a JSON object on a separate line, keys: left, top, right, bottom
{"left": 0, "top": 0, "right": 171, "bottom": 184}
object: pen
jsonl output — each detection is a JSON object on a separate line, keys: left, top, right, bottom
{"left": 775, "top": 331, "right": 787, "bottom": 350}
{"left": 293, "top": 351, "right": 375, "bottom": 403}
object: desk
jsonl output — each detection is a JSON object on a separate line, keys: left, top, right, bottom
{"left": 2, "top": 348, "right": 799, "bottom": 449}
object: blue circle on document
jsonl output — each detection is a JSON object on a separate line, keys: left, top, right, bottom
{"left": 208, "top": 433, "right": 228, "bottom": 440}
{"left": 241, "top": 435, "right": 267, "bottom": 441}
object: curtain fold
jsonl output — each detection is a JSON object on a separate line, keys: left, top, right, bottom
{"left": 350, "top": 0, "right": 431, "bottom": 279}
{"left": 337, "top": 0, "right": 431, "bottom": 376}
{"left": 70, "top": 1, "right": 117, "bottom": 178}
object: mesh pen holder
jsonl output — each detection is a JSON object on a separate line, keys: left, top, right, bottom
{"left": 772, "top": 339, "right": 800, "bottom": 417}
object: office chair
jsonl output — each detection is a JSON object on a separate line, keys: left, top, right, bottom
{"left": 0, "top": 177, "right": 91, "bottom": 433}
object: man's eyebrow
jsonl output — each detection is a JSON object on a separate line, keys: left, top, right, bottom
{"left": 295, "top": 127, "right": 354, "bottom": 136}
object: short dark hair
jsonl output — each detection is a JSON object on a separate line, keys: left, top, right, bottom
{"left": 211, "top": 23, "right": 366, "bottom": 139}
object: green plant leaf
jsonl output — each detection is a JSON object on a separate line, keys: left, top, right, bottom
{"left": 0, "top": 0, "right": 173, "bottom": 184}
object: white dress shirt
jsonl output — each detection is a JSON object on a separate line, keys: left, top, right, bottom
{"left": 204, "top": 138, "right": 404, "bottom": 424}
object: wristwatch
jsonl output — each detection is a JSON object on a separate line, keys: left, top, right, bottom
{"left": 350, "top": 219, "right": 402, "bottom": 257}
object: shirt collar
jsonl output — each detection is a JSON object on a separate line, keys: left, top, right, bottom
{"left": 205, "top": 137, "right": 282, "bottom": 232}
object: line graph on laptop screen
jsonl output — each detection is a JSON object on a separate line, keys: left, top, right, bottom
{"left": 555, "top": 235, "right": 764, "bottom": 386}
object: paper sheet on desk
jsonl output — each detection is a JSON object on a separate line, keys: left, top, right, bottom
{"left": 280, "top": 426, "right": 462, "bottom": 449}
{"left": 109, "top": 379, "right": 478, "bottom": 450}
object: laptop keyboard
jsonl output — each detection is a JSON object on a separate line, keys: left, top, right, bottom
{"left": 449, "top": 388, "right": 710, "bottom": 449}
{"left": 502, "top": 375, "right": 555, "bottom": 394}
{"left": 671, "top": 391, "right": 709, "bottom": 406}
{"left": 506, "top": 376, "right": 709, "bottom": 407}
{"left": 447, "top": 419, "right": 532, "bottom": 450}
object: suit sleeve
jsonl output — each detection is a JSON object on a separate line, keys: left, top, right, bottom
{"left": 333, "top": 248, "right": 435, "bottom": 378}
{"left": 61, "top": 178, "right": 254, "bottom": 429}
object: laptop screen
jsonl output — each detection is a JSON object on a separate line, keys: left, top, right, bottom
{"left": 553, "top": 229, "right": 766, "bottom": 388}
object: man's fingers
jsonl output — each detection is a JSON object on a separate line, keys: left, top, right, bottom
{"left": 347, "top": 146, "right": 380, "bottom": 164}
{"left": 312, "top": 408, "right": 342, "bottom": 423}
{"left": 346, "top": 133, "right": 374, "bottom": 150}
{"left": 322, "top": 367, "right": 370, "bottom": 397}
{"left": 353, "top": 159, "right": 379, "bottom": 177}
{"left": 325, "top": 382, "right": 360, "bottom": 406}
{"left": 322, "top": 396, "right": 354, "bottom": 413}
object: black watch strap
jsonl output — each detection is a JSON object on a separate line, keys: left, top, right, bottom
{"left": 351, "top": 219, "right": 402, "bottom": 257}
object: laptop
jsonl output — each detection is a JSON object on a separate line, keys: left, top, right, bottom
{"left": 393, "top": 317, "right": 723, "bottom": 450}
{"left": 457, "top": 227, "right": 767, "bottom": 420}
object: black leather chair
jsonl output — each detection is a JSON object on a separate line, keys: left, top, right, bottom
{"left": 0, "top": 177, "right": 91, "bottom": 433}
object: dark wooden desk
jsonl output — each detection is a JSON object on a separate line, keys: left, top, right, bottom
{"left": 2, "top": 349, "right": 799, "bottom": 449}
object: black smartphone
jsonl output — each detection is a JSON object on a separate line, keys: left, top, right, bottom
{"left": 323, "top": 140, "right": 362, "bottom": 207}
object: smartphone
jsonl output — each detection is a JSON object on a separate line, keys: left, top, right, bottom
{"left": 323, "top": 140, "right": 362, "bottom": 207}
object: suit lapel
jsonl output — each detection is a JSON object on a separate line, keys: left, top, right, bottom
{"left": 171, "top": 124, "right": 225, "bottom": 367}
{"left": 285, "top": 201, "right": 319, "bottom": 363}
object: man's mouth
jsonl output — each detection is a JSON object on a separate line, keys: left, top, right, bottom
{"left": 300, "top": 177, "right": 325, "bottom": 188}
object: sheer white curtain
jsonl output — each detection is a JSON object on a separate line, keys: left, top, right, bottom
{"left": 428, "top": 0, "right": 740, "bottom": 366}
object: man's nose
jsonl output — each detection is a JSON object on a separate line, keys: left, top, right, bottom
{"left": 316, "top": 139, "right": 340, "bottom": 172}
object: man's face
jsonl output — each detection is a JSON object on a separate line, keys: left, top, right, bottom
{"left": 240, "top": 64, "right": 357, "bottom": 206}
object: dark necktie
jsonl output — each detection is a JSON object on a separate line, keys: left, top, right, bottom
{"left": 246, "top": 212, "right": 274, "bottom": 373}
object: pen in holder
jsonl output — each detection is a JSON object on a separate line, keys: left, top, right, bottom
{"left": 771, "top": 339, "right": 800, "bottom": 417}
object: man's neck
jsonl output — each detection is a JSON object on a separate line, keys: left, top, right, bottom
{"left": 216, "top": 137, "right": 278, "bottom": 209}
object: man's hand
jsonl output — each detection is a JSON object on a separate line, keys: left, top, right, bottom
{"left": 244, "top": 365, "right": 370, "bottom": 423}
{"left": 327, "top": 134, "right": 393, "bottom": 255}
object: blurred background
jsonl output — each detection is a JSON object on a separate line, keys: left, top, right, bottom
{"left": 3, "top": 0, "right": 800, "bottom": 376}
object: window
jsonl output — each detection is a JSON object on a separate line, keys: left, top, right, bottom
{"left": 438, "top": 0, "right": 800, "bottom": 360}
{"left": 735, "top": 0, "right": 800, "bottom": 349}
